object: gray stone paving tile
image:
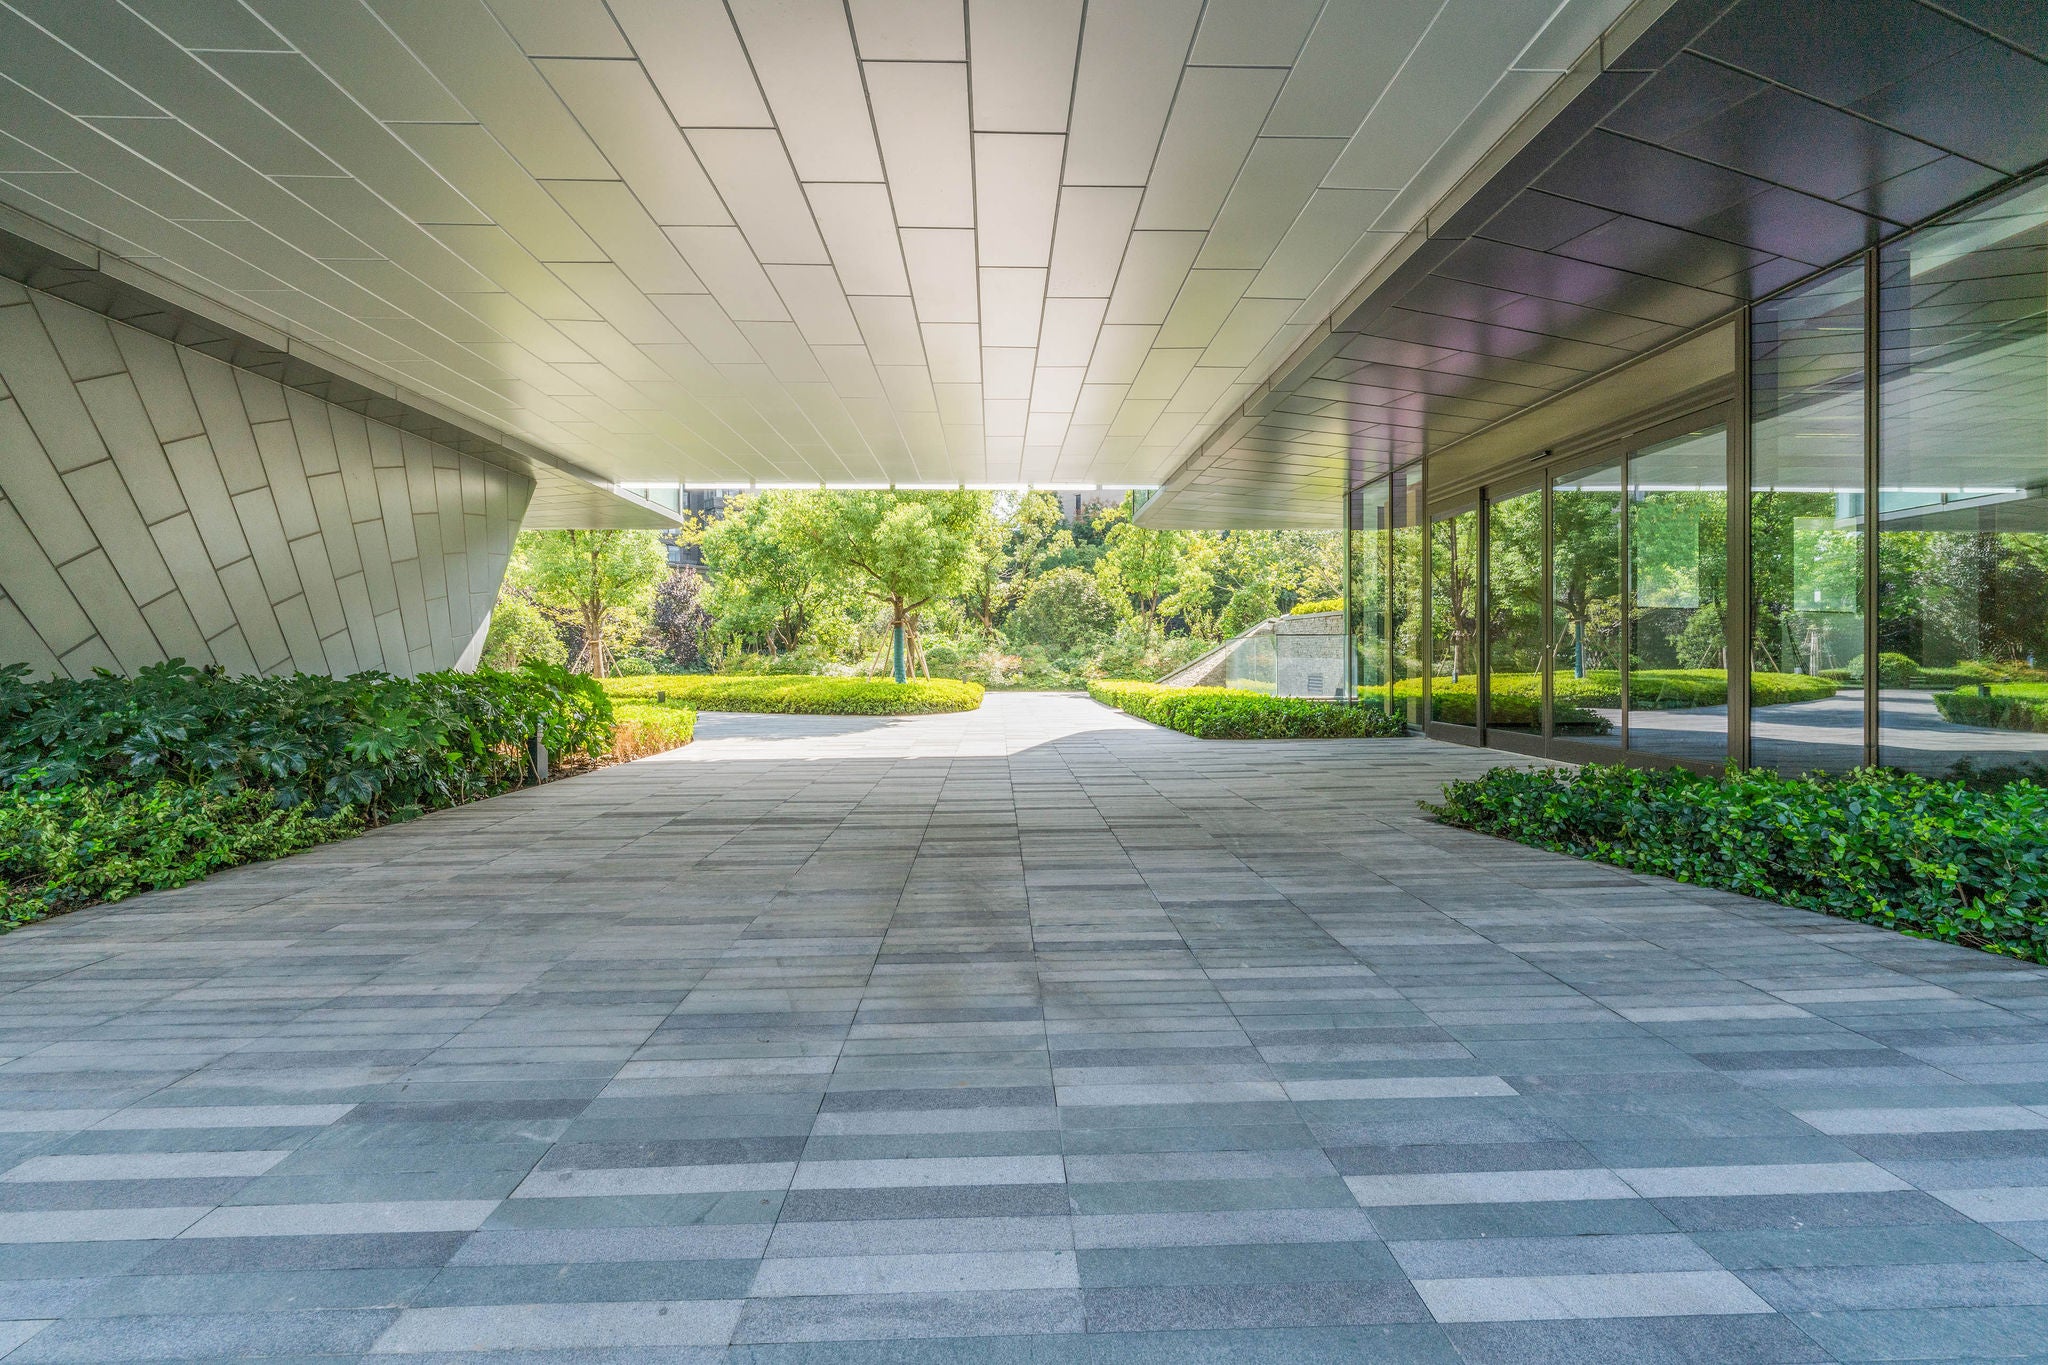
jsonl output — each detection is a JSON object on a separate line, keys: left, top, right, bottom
{"left": 8, "top": 697, "right": 2048, "bottom": 1360}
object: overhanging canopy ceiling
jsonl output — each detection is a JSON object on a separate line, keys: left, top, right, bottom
{"left": 1140, "top": 0, "right": 2048, "bottom": 528}
{"left": 0, "top": 0, "right": 1639, "bottom": 498}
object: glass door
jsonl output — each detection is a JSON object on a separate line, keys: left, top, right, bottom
{"left": 1549, "top": 455, "right": 1625, "bottom": 758}
{"left": 1625, "top": 423, "right": 1731, "bottom": 766}
{"left": 1427, "top": 503, "right": 1480, "bottom": 735}
{"left": 1485, "top": 479, "right": 1546, "bottom": 753}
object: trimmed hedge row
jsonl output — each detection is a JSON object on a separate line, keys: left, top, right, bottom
{"left": 610, "top": 702, "right": 698, "bottom": 760}
{"left": 1396, "top": 669, "right": 1836, "bottom": 730}
{"left": 1935, "top": 684, "right": 2048, "bottom": 734}
{"left": 1427, "top": 762, "right": 2048, "bottom": 961}
{"left": 603, "top": 674, "right": 983, "bottom": 715}
{"left": 1088, "top": 680, "right": 1408, "bottom": 739}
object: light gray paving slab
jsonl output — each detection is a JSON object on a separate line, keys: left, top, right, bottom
{"left": 4, "top": 695, "right": 2048, "bottom": 1359}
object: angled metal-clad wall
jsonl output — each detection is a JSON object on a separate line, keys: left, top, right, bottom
{"left": 0, "top": 278, "right": 532, "bottom": 680}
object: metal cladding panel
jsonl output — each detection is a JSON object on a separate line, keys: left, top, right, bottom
{"left": 1143, "top": 0, "right": 2048, "bottom": 527}
{"left": 0, "top": 284, "right": 535, "bottom": 678}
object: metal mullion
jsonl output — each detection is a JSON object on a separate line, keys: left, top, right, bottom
{"left": 1862, "top": 248, "right": 1881, "bottom": 769}
{"left": 1476, "top": 494, "right": 1491, "bottom": 743}
{"left": 1727, "top": 306, "right": 1753, "bottom": 770}
{"left": 1619, "top": 447, "right": 1631, "bottom": 754}
{"left": 1540, "top": 477, "right": 1554, "bottom": 746}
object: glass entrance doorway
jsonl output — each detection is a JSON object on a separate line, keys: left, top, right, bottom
{"left": 1426, "top": 414, "right": 1736, "bottom": 770}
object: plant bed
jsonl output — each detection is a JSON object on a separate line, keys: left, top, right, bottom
{"left": 1088, "top": 680, "right": 1408, "bottom": 739}
{"left": 1426, "top": 762, "right": 2048, "bottom": 962}
{"left": 1934, "top": 683, "right": 2048, "bottom": 734}
{"left": 1395, "top": 670, "right": 1834, "bottom": 730}
{"left": 0, "top": 660, "right": 693, "bottom": 932}
{"left": 603, "top": 674, "right": 983, "bottom": 715}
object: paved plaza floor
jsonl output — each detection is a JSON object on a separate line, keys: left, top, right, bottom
{"left": 5, "top": 691, "right": 2048, "bottom": 1362}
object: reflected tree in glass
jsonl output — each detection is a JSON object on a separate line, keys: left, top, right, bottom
{"left": 1429, "top": 508, "right": 1479, "bottom": 724}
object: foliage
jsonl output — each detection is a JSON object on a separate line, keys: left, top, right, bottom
{"left": 1400, "top": 669, "right": 1835, "bottom": 728}
{"left": 780, "top": 490, "right": 992, "bottom": 666}
{"left": 608, "top": 702, "right": 697, "bottom": 760}
{"left": 0, "top": 783, "right": 363, "bottom": 929}
{"left": 1934, "top": 684, "right": 2048, "bottom": 734}
{"left": 0, "top": 659, "right": 634, "bottom": 931}
{"left": 1218, "top": 584, "right": 1277, "bottom": 638}
{"left": 1089, "top": 680, "right": 1409, "bottom": 739}
{"left": 1004, "top": 567, "right": 1119, "bottom": 655}
{"left": 963, "top": 491, "right": 1074, "bottom": 631}
{"left": 0, "top": 660, "right": 611, "bottom": 819}
{"left": 648, "top": 567, "right": 712, "bottom": 671}
{"left": 1292, "top": 598, "right": 1343, "bottom": 615}
{"left": 511, "top": 530, "right": 667, "bottom": 678}
{"left": 479, "top": 589, "right": 567, "bottom": 671}
{"left": 1426, "top": 763, "right": 2048, "bottom": 962}
{"left": 692, "top": 493, "right": 859, "bottom": 659}
{"left": 603, "top": 674, "right": 983, "bottom": 716}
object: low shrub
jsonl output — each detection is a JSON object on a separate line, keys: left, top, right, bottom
{"left": 1426, "top": 763, "right": 2048, "bottom": 961}
{"left": 1089, "top": 680, "right": 1408, "bottom": 739}
{"left": 1934, "top": 684, "right": 2048, "bottom": 734}
{"left": 604, "top": 674, "right": 983, "bottom": 715}
{"left": 1290, "top": 598, "right": 1343, "bottom": 615}
{"left": 1393, "top": 670, "right": 1833, "bottom": 730}
{"left": 0, "top": 660, "right": 621, "bottom": 932}
{"left": 1, "top": 783, "right": 363, "bottom": 929}
{"left": 609, "top": 702, "right": 698, "bottom": 761}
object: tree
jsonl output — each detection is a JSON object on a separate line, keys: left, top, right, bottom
{"left": 1094, "top": 499, "right": 1181, "bottom": 640}
{"left": 511, "top": 530, "right": 666, "bottom": 678}
{"left": 649, "top": 567, "right": 711, "bottom": 670}
{"left": 1005, "top": 567, "right": 1118, "bottom": 655}
{"left": 694, "top": 493, "right": 852, "bottom": 659}
{"left": 780, "top": 490, "right": 992, "bottom": 680}
{"left": 1218, "top": 583, "right": 1277, "bottom": 638}
{"left": 962, "top": 491, "right": 1073, "bottom": 633}
{"left": 478, "top": 588, "right": 565, "bottom": 670}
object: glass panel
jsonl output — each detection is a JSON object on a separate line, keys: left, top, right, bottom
{"left": 1550, "top": 457, "right": 1624, "bottom": 750}
{"left": 1751, "top": 265, "right": 1868, "bottom": 773}
{"left": 1627, "top": 424, "right": 1730, "bottom": 762}
{"left": 1348, "top": 479, "right": 1390, "bottom": 709}
{"left": 1486, "top": 482, "right": 1545, "bottom": 734}
{"left": 1877, "top": 178, "right": 2048, "bottom": 779}
{"left": 1390, "top": 465, "right": 1425, "bottom": 726}
{"left": 1429, "top": 505, "right": 1480, "bottom": 725}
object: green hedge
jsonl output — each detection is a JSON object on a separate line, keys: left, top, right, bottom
{"left": 1088, "top": 680, "right": 1407, "bottom": 738}
{"left": 603, "top": 674, "right": 983, "bottom": 715}
{"left": 1395, "top": 670, "right": 1834, "bottom": 730}
{"left": 0, "top": 660, "right": 618, "bottom": 931}
{"left": 1427, "top": 763, "right": 2048, "bottom": 961}
{"left": 1290, "top": 598, "right": 1343, "bottom": 615}
{"left": 610, "top": 702, "right": 698, "bottom": 759}
{"left": 1934, "top": 684, "right": 2048, "bottom": 734}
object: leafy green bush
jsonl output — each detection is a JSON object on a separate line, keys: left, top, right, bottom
{"left": 604, "top": 674, "right": 983, "bottom": 715}
{"left": 1393, "top": 670, "right": 1833, "bottom": 729}
{"left": 0, "top": 783, "right": 362, "bottom": 928}
{"left": 1934, "top": 684, "right": 2048, "bottom": 734}
{"left": 0, "top": 661, "right": 611, "bottom": 818}
{"left": 1004, "top": 568, "right": 1119, "bottom": 655}
{"left": 1089, "top": 681, "right": 1407, "bottom": 738}
{"left": 1290, "top": 598, "right": 1343, "bottom": 615}
{"left": 0, "top": 660, "right": 620, "bottom": 932}
{"left": 1426, "top": 763, "right": 2048, "bottom": 961}
{"left": 609, "top": 702, "right": 697, "bottom": 759}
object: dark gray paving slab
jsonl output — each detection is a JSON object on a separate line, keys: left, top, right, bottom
{"left": 3, "top": 693, "right": 2048, "bottom": 1361}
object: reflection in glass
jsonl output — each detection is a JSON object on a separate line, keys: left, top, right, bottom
{"left": 1390, "top": 466, "right": 1424, "bottom": 726}
{"left": 1429, "top": 506, "right": 1479, "bottom": 725}
{"left": 1348, "top": 479, "right": 1390, "bottom": 708}
{"left": 1751, "top": 266, "right": 1868, "bottom": 773}
{"left": 1486, "top": 483, "right": 1545, "bottom": 734}
{"left": 1627, "top": 425, "right": 1729, "bottom": 762}
{"left": 1551, "top": 459, "right": 1623, "bottom": 748}
{"left": 1877, "top": 179, "right": 2048, "bottom": 778}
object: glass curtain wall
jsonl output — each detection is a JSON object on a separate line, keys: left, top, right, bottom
{"left": 1751, "top": 266, "right": 1868, "bottom": 774}
{"left": 1626, "top": 425, "right": 1730, "bottom": 763}
{"left": 1429, "top": 504, "right": 1480, "bottom": 726}
{"left": 1346, "top": 464, "right": 1424, "bottom": 721}
{"left": 1877, "top": 178, "right": 2048, "bottom": 777}
{"left": 1551, "top": 457, "right": 1625, "bottom": 750}
{"left": 1485, "top": 480, "right": 1546, "bottom": 736}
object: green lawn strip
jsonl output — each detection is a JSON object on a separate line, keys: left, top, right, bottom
{"left": 1427, "top": 763, "right": 2048, "bottom": 962}
{"left": 1088, "top": 680, "right": 1406, "bottom": 739}
{"left": 603, "top": 674, "right": 983, "bottom": 715}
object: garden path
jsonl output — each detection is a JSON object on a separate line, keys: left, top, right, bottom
{"left": 3, "top": 691, "right": 2048, "bottom": 1362}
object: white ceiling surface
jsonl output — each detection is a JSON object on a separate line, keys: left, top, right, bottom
{"left": 0, "top": 0, "right": 1632, "bottom": 505}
